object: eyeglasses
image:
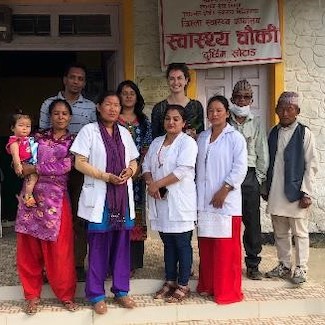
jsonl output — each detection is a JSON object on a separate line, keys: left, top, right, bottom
{"left": 233, "top": 94, "right": 252, "bottom": 101}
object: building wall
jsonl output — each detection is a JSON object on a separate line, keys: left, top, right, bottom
{"left": 133, "top": 0, "right": 169, "bottom": 117}
{"left": 284, "top": 0, "right": 325, "bottom": 232}
{"left": 133, "top": 0, "right": 325, "bottom": 232}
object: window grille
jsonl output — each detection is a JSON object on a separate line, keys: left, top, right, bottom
{"left": 59, "top": 15, "right": 111, "bottom": 36}
{"left": 12, "top": 14, "right": 50, "bottom": 36}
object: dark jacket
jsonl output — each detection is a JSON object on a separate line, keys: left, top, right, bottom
{"left": 151, "top": 99, "right": 204, "bottom": 139}
{"left": 267, "top": 122, "right": 305, "bottom": 202}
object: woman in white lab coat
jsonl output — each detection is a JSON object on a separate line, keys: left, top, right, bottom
{"left": 196, "top": 95, "right": 247, "bottom": 304}
{"left": 70, "top": 91, "right": 139, "bottom": 314}
{"left": 143, "top": 104, "right": 198, "bottom": 303}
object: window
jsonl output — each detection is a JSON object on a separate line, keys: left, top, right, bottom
{"left": 12, "top": 14, "right": 50, "bottom": 36}
{"left": 2, "top": 4, "right": 119, "bottom": 50}
{"left": 59, "top": 15, "right": 111, "bottom": 36}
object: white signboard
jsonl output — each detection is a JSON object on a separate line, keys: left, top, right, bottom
{"left": 159, "top": 0, "right": 282, "bottom": 69}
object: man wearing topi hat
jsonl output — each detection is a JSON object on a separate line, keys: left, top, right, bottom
{"left": 264, "top": 91, "right": 318, "bottom": 284}
{"left": 229, "top": 79, "right": 269, "bottom": 280}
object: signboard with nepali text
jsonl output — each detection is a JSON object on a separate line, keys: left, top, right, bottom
{"left": 159, "top": 0, "right": 282, "bottom": 70}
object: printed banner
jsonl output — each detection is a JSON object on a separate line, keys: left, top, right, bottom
{"left": 159, "top": 0, "right": 282, "bottom": 69}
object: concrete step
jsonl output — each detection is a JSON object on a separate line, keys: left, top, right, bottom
{"left": 136, "top": 316, "right": 325, "bottom": 324}
{"left": 0, "top": 279, "right": 324, "bottom": 325}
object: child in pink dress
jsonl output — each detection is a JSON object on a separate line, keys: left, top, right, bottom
{"left": 6, "top": 112, "right": 38, "bottom": 207}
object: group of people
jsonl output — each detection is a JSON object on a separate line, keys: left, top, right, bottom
{"left": 6, "top": 61, "right": 318, "bottom": 315}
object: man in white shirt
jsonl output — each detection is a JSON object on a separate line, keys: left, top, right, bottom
{"left": 39, "top": 62, "right": 96, "bottom": 281}
{"left": 264, "top": 92, "right": 318, "bottom": 285}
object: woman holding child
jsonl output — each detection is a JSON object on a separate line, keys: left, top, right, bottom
{"left": 16, "top": 99, "right": 77, "bottom": 314}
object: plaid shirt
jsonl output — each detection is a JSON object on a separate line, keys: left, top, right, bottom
{"left": 39, "top": 92, "right": 96, "bottom": 135}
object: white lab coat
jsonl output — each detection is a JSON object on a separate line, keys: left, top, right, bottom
{"left": 143, "top": 132, "right": 198, "bottom": 229}
{"left": 70, "top": 122, "right": 139, "bottom": 223}
{"left": 196, "top": 124, "right": 247, "bottom": 237}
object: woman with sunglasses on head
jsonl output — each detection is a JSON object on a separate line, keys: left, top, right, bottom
{"left": 228, "top": 80, "right": 269, "bottom": 281}
{"left": 151, "top": 62, "right": 204, "bottom": 139}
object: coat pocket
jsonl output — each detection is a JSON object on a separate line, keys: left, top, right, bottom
{"left": 81, "top": 184, "right": 95, "bottom": 207}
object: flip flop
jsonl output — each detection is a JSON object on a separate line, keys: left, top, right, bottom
{"left": 93, "top": 300, "right": 107, "bottom": 315}
{"left": 24, "top": 298, "right": 40, "bottom": 315}
{"left": 62, "top": 300, "right": 79, "bottom": 312}
{"left": 114, "top": 296, "right": 136, "bottom": 309}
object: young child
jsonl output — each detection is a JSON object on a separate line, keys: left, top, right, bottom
{"left": 6, "top": 111, "right": 38, "bottom": 207}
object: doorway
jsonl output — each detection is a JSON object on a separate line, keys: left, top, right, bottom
{"left": 0, "top": 50, "right": 117, "bottom": 135}
{"left": 0, "top": 50, "right": 115, "bottom": 221}
{"left": 197, "top": 65, "right": 269, "bottom": 131}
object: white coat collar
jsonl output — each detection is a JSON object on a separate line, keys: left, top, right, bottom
{"left": 157, "top": 131, "right": 186, "bottom": 150}
{"left": 201, "top": 123, "right": 235, "bottom": 140}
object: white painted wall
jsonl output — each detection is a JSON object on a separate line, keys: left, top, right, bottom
{"left": 283, "top": 0, "right": 325, "bottom": 232}
{"left": 133, "top": 0, "right": 325, "bottom": 232}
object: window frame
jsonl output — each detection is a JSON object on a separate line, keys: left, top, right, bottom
{"left": 0, "top": 4, "right": 120, "bottom": 51}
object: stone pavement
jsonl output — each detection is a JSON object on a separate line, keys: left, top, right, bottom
{"left": 1, "top": 225, "right": 325, "bottom": 287}
{"left": 0, "top": 226, "right": 324, "bottom": 324}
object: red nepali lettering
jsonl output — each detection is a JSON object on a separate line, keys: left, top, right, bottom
{"left": 202, "top": 48, "right": 227, "bottom": 61}
{"left": 232, "top": 48, "right": 257, "bottom": 58}
{"left": 165, "top": 31, "right": 230, "bottom": 51}
{"left": 236, "top": 24, "right": 279, "bottom": 46}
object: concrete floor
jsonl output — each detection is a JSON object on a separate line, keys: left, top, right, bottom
{"left": 306, "top": 247, "right": 325, "bottom": 285}
{"left": 147, "top": 227, "right": 325, "bottom": 287}
{"left": 0, "top": 225, "right": 324, "bottom": 325}
{"left": 0, "top": 225, "right": 325, "bottom": 287}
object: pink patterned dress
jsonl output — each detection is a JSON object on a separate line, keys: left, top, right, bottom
{"left": 15, "top": 129, "right": 74, "bottom": 241}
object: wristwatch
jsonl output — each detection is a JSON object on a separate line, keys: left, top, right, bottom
{"left": 224, "top": 183, "right": 233, "bottom": 191}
